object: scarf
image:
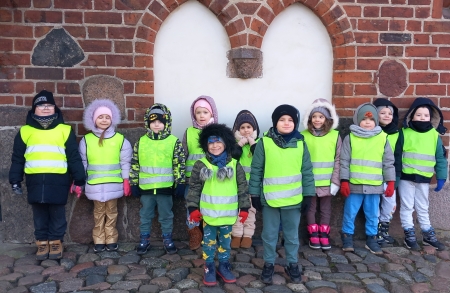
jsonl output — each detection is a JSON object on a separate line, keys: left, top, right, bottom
{"left": 409, "top": 121, "right": 433, "bottom": 133}
{"left": 349, "top": 125, "right": 382, "bottom": 138}
{"left": 274, "top": 128, "right": 299, "bottom": 144}
{"left": 32, "top": 113, "right": 58, "bottom": 129}
{"left": 380, "top": 122, "right": 398, "bottom": 135}
{"left": 210, "top": 151, "right": 228, "bottom": 168}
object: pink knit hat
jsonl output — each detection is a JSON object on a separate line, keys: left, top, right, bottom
{"left": 193, "top": 99, "right": 213, "bottom": 115}
{"left": 93, "top": 106, "right": 113, "bottom": 123}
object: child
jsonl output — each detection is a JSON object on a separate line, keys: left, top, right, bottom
{"left": 373, "top": 98, "right": 402, "bottom": 246}
{"left": 9, "top": 90, "right": 86, "bottom": 260}
{"left": 186, "top": 123, "right": 250, "bottom": 286}
{"left": 340, "top": 103, "right": 395, "bottom": 255}
{"left": 182, "top": 95, "right": 218, "bottom": 250}
{"left": 302, "top": 99, "right": 341, "bottom": 250}
{"left": 79, "top": 99, "right": 133, "bottom": 253}
{"left": 248, "top": 104, "right": 315, "bottom": 284}
{"left": 130, "top": 103, "right": 186, "bottom": 255}
{"left": 230, "top": 110, "right": 260, "bottom": 249}
{"left": 398, "top": 98, "right": 448, "bottom": 251}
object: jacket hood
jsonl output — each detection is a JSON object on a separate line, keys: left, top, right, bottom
{"left": 83, "top": 99, "right": 121, "bottom": 133}
{"left": 373, "top": 98, "right": 399, "bottom": 134}
{"left": 190, "top": 95, "right": 218, "bottom": 129}
{"left": 232, "top": 110, "right": 260, "bottom": 138}
{"left": 199, "top": 123, "right": 237, "bottom": 155}
{"left": 25, "top": 106, "right": 64, "bottom": 130}
{"left": 302, "top": 98, "right": 339, "bottom": 130}
{"left": 144, "top": 103, "right": 172, "bottom": 139}
{"left": 403, "top": 97, "right": 446, "bottom": 134}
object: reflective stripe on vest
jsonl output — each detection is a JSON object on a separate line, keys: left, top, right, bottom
{"left": 262, "top": 137, "right": 303, "bottom": 207}
{"left": 85, "top": 132, "right": 124, "bottom": 185}
{"left": 349, "top": 132, "right": 387, "bottom": 185}
{"left": 20, "top": 124, "right": 71, "bottom": 174}
{"left": 239, "top": 138, "right": 259, "bottom": 181}
{"left": 387, "top": 132, "right": 399, "bottom": 153}
{"left": 186, "top": 127, "right": 204, "bottom": 177}
{"left": 402, "top": 128, "right": 438, "bottom": 177}
{"left": 138, "top": 135, "right": 177, "bottom": 189}
{"left": 301, "top": 130, "right": 338, "bottom": 187}
{"left": 199, "top": 157, "right": 238, "bottom": 226}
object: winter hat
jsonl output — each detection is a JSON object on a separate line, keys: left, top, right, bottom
{"left": 32, "top": 90, "right": 56, "bottom": 112}
{"left": 93, "top": 106, "right": 113, "bottom": 123}
{"left": 271, "top": 104, "right": 299, "bottom": 129}
{"left": 199, "top": 123, "right": 236, "bottom": 154}
{"left": 235, "top": 111, "right": 257, "bottom": 130}
{"left": 376, "top": 105, "right": 394, "bottom": 115}
{"left": 356, "top": 104, "right": 378, "bottom": 125}
{"left": 148, "top": 107, "right": 167, "bottom": 125}
{"left": 310, "top": 106, "right": 331, "bottom": 119}
{"left": 193, "top": 99, "right": 213, "bottom": 115}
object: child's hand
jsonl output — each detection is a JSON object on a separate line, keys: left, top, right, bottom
{"left": 189, "top": 209, "right": 202, "bottom": 222}
{"left": 70, "top": 182, "right": 83, "bottom": 198}
{"left": 123, "top": 179, "right": 131, "bottom": 196}
{"left": 239, "top": 210, "right": 248, "bottom": 223}
{"left": 340, "top": 182, "right": 350, "bottom": 197}
{"left": 384, "top": 181, "right": 395, "bottom": 197}
{"left": 11, "top": 183, "right": 23, "bottom": 195}
{"left": 330, "top": 183, "right": 339, "bottom": 196}
{"left": 247, "top": 136, "right": 255, "bottom": 146}
{"left": 238, "top": 137, "right": 248, "bottom": 147}
{"left": 435, "top": 179, "right": 445, "bottom": 192}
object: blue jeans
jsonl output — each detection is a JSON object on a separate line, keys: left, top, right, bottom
{"left": 185, "top": 185, "right": 200, "bottom": 229}
{"left": 32, "top": 203, "right": 67, "bottom": 241}
{"left": 202, "top": 223, "right": 232, "bottom": 263}
{"left": 342, "top": 193, "right": 380, "bottom": 236}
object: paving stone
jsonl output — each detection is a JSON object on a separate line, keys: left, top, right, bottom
{"left": 125, "top": 274, "right": 151, "bottom": 281}
{"left": 251, "top": 258, "right": 265, "bottom": 269}
{"left": 298, "top": 259, "right": 314, "bottom": 267}
{"left": 417, "top": 267, "right": 434, "bottom": 277}
{"left": 139, "top": 284, "right": 160, "bottom": 293}
{"left": 363, "top": 254, "right": 388, "bottom": 265}
{"left": 286, "top": 283, "right": 308, "bottom": 292}
{"left": 307, "top": 256, "right": 329, "bottom": 266}
{"left": 142, "top": 250, "right": 166, "bottom": 258}
{"left": 310, "top": 289, "right": 338, "bottom": 293}
{"left": 46, "top": 272, "right": 77, "bottom": 282}
{"left": 3, "top": 250, "right": 28, "bottom": 260}
{"left": 249, "top": 280, "right": 266, "bottom": 288}
{"left": 177, "top": 249, "right": 195, "bottom": 256}
{"left": 82, "top": 281, "right": 111, "bottom": 291}
{"left": 385, "top": 263, "right": 405, "bottom": 271}
{"left": 339, "top": 285, "right": 366, "bottom": 293}
{"left": 335, "top": 263, "right": 356, "bottom": 273}
{"left": 150, "top": 277, "right": 172, "bottom": 290}
{"left": 366, "top": 283, "right": 389, "bottom": 293}
{"left": 306, "top": 266, "right": 331, "bottom": 273}
{"left": 153, "top": 268, "right": 167, "bottom": 277}
{"left": 41, "top": 265, "right": 65, "bottom": 277}
{"left": 200, "top": 287, "right": 226, "bottom": 293}
{"left": 353, "top": 248, "right": 368, "bottom": 259}
{"left": 381, "top": 247, "right": 410, "bottom": 257}
{"left": 78, "top": 265, "right": 108, "bottom": 277}
{"left": 237, "top": 274, "right": 257, "bottom": 286}
{"left": 235, "top": 267, "right": 263, "bottom": 276}
{"left": 0, "top": 281, "right": 13, "bottom": 292}
{"left": 388, "top": 283, "right": 413, "bottom": 293}
{"left": 236, "top": 254, "right": 251, "bottom": 263}
{"left": 100, "top": 290, "right": 128, "bottom": 293}
{"left": 244, "top": 289, "right": 263, "bottom": 293}
{"left": 8, "top": 285, "right": 28, "bottom": 293}
{"left": 62, "top": 252, "right": 77, "bottom": 262}
{"left": 355, "top": 273, "right": 377, "bottom": 279}
{"left": 409, "top": 283, "right": 431, "bottom": 293}
{"left": 60, "top": 259, "right": 75, "bottom": 271}
{"left": 127, "top": 263, "right": 147, "bottom": 272}
{"left": 303, "top": 249, "right": 327, "bottom": 259}
{"left": 361, "top": 278, "right": 384, "bottom": 286}
{"left": 430, "top": 276, "right": 450, "bottom": 291}
{"left": 263, "top": 285, "right": 292, "bottom": 292}
{"left": 161, "top": 254, "right": 182, "bottom": 262}
{"left": 139, "top": 257, "right": 169, "bottom": 269}
{"left": 303, "top": 270, "right": 322, "bottom": 280}
{"left": 99, "top": 251, "right": 121, "bottom": 259}
{"left": 232, "top": 262, "right": 255, "bottom": 269}
{"left": 40, "top": 259, "right": 59, "bottom": 268}
{"left": 116, "top": 243, "right": 136, "bottom": 253}
{"left": 223, "top": 283, "right": 245, "bottom": 293}
{"left": 14, "top": 265, "right": 44, "bottom": 275}
{"left": 160, "top": 290, "right": 181, "bottom": 293}
{"left": 17, "top": 274, "right": 45, "bottom": 286}
{"left": 435, "top": 260, "right": 450, "bottom": 279}
{"left": 412, "top": 272, "right": 428, "bottom": 283}
{"left": 388, "top": 270, "right": 414, "bottom": 283}
{"left": 192, "top": 259, "right": 205, "bottom": 268}
{"left": 0, "top": 268, "right": 11, "bottom": 277}
{"left": 403, "top": 263, "right": 414, "bottom": 272}
{"left": 305, "top": 280, "right": 338, "bottom": 290}
{"left": 189, "top": 268, "right": 204, "bottom": 276}
{"left": 95, "top": 258, "right": 115, "bottom": 266}
{"left": 85, "top": 274, "right": 106, "bottom": 286}
{"left": 65, "top": 244, "right": 89, "bottom": 254}
{"left": 345, "top": 253, "right": 363, "bottom": 263}
{"left": 78, "top": 253, "right": 100, "bottom": 264}
{"left": 328, "top": 253, "right": 348, "bottom": 264}
{"left": 437, "top": 250, "right": 450, "bottom": 260}
{"left": 323, "top": 273, "right": 360, "bottom": 286}
{"left": 182, "top": 254, "right": 200, "bottom": 260}
{"left": 107, "top": 265, "right": 129, "bottom": 275}
{"left": 354, "top": 263, "right": 368, "bottom": 272}
{"left": 70, "top": 262, "right": 95, "bottom": 273}
{"left": 59, "top": 278, "right": 84, "bottom": 292}
{"left": 272, "top": 274, "right": 286, "bottom": 285}
{"left": 378, "top": 273, "right": 400, "bottom": 284}
{"left": 238, "top": 247, "right": 256, "bottom": 257}
{"left": 117, "top": 254, "right": 140, "bottom": 265}
{"left": 367, "top": 263, "right": 382, "bottom": 273}
{"left": 422, "top": 246, "right": 435, "bottom": 255}
{"left": 174, "top": 278, "right": 199, "bottom": 289}
{"left": 423, "top": 255, "right": 437, "bottom": 263}
{"left": 111, "top": 280, "right": 142, "bottom": 290}
{"left": 0, "top": 272, "right": 23, "bottom": 282}
{"left": 106, "top": 274, "right": 124, "bottom": 283}
{"left": 167, "top": 267, "right": 189, "bottom": 282}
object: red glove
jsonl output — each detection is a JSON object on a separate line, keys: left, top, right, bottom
{"left": 340, "top": 182, "right": 350, "bottom": 197}
{"left": 70, "top": 182, "right": 83, "bottom": 198}
{"left": 189, "top": 210, "right": 202, "bottom": 222}
{"left": 239, "top": 211, "right": 249, "bottom": 223}
{"left": 123, "top": 179, "right": 131, "bottom": 197}
{"left": 384, "top": 181, "right": 395, "bottom": 197}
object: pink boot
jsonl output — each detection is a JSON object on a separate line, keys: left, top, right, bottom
{"left": 319, "top": 224, "right": 331, "bottom": 250}
{"left": 307, "top": 224, "right": 321, "bottom": 249}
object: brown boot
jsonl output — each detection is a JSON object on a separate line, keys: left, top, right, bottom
{"left": 240, "top": 237, "right": 252, "bottom": 248}
{"left": 36, "top": 240, "right": 49, "bottom": 260}
{"left": 231, "top": 236, "right": 242, "bottom": 249}
{"left": 188, "top": 226, "right": 202, "bottom": 250}
{"left": 48, "top": 240, "right": 63, "bottom": 260}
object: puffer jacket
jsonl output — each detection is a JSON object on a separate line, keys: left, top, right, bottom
{"left": 79, "top": 99, "right": 132, "bottom": 202}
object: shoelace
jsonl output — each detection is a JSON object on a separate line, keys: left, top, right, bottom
{"left": 38, "top": 244, "right": 47, "bottom": 252}
{"left": 50, "top": 243, "right": 59, "bottom": 252}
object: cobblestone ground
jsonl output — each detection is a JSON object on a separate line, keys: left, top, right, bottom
{"left": 0, "top": 239, "right": 449, "bottom": 293}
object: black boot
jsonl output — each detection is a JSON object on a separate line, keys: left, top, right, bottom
{"left": 260, "top": 262, "right": 274, "bottom": 284}
{"left": 377, "top": 222, "right": 395, "bottom": 246}
{"left": 404, "top": 228, "right": 421, "bottom": 251}
{"left": 422, "top": 227, "right": 446, "bottom": 251}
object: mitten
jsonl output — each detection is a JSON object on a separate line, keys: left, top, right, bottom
{"left": 238, "top": 137, "right": 248, "bottom": 147}
{"left": 11, "top": 183, "right": 23, "bottom": 195}
{"left": 384, "top": 181, "right": 395, "bottom": 197}
{"left": 175, "top": 183, "right": 186, "bottom": 198}
{"left": 435, "top": 179, "right": 445, "bottom": 192}
{"left": 70, "top": 182, "right": 83, "bottom": 198}
{"left": 189, "top": 209, "right": 202, "bottom": 222}
{"left": 330, "top": 183, "right": 339, "bottom": 196}
{"left": 340, "top": 181, "right": 350, "bottom": 197}
{"left": 123, "top": 179, "right": 131, "bottom": 196}
{"left": 131, "top": 185, "right": 141, "bottom": 197}
{"left": 239, "top": 210, "right": 249, "bottom": 223}
{"left": 301, "top": 196, "right": 312, "bottom": 215}
{"left": 251, "top": 196, "right": 262, "bottom": 212}
{"left": 247, "top": 136, "right": 256, "bottom": 146}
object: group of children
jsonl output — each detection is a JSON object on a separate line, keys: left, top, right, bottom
{"left": 9, "top": 90, "right": 448, "bottom": 286}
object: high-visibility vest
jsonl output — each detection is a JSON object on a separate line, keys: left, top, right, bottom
{"left": 20, "top": 124, "right": 71, "bottom": 174}
{"left": 349, "top": 132, "right": 387, "bottom": 185}
{"left": 386, "top": 132, "right": 399, "bottom": 153}
{"left": 138, "top": 135, "right": 177, "bottom": 190}
{"left": 301, "top": 130, "right": 338, "bottom": 187}
{"left": 199, "top": 157, "right": 238, "bottom": 226}
{"left": 402, "top": 128, "right": 438, "bottom": 178}
{"left": 85, "top": 133, "right": 124, "bottom": 185}
{"left": 239, "top": 138, "right": 259, "bottom": 181}
{"left": 262, "top": 137, "right": 303, "bottom": 207}
{"left": 185, "top": 127, "right": 204, "bottom": 177}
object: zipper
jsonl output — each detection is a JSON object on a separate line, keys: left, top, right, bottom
{"left": 41, "top": 174, "right": 45, "bottom": 203}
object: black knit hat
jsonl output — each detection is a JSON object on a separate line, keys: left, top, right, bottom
{"left": 148, "top": 107, "right": 167, "bottom": 125}
{"left": 32, "top": 90, "right": 56, "bottom": 112}
{"left": 271, "top": 104, "right": 299, "bottom": 129}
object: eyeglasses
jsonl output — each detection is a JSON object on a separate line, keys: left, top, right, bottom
{"left": 36, "top": 104, "right": 55, "bottom": 109}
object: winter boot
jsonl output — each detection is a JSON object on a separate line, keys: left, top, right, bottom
{"left": 48, "top": 240, "right": 63, "bottom": 260}
{"left": 422, "top": 227, "right": 446, "bottom": 251}
{"left": 162, "top": 232, "right": 177, "bottom": 254}
{"left": 377, "top": 222, "right": 395, "bottom": 246}
{"left": 217, "top": 261, "right": 236, "bottom": 283}
{"left": 240, "top": 237, "right": 252, "bottom": 248}
{"left": 307, "top": 224, "right": 321, "bottom": 250}
{"left": 230, "top": 236, "right": 241, "bottom": 249}
{"left": 404, "top": 228, "right": 421, "bottom": 251}
{"left": 106, "top": 243, "right": 118, "bottom": 251}
{"left": 284, "top": 263, "right": 301, "bottom": 283}
{"left": 365, "top": 235, "right": 383, "bottom": 255}
{"left": 137, "top": 233, "right": 151, "bottom": 255}
{"left": 319, "top": 224, "right": 331, "bottom": 250}
{"left": 188, "top": 226, "right": 202, "bottom": 250}
{"left": 203, "top": 262, "right": 217, "bottom": 286}
{"left": 341, "top": 233, "right": 354, "bottom": 252}
{"left": 260, "top": 262, "right": 274, "bottom": 284}
{"left": 36, "top": 240, "right": 49, "bottom": 260}
{"left": 93, "top": 244, "right": 106, "bottom": 253}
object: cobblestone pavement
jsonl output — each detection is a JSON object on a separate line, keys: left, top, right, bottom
{"left": 0, "top": 239, "right": 449, "bottom": 293}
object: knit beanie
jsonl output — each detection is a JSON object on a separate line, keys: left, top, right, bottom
{"left": 356, "top": 104, "right": 378, "bottom": 125}
{"left": 376, "top": 105, "right": 394, "bottom": 115}
{"left": 148, "top": 107, "right": 167, "bottom": 125}
{"left": 93, "top": 106, "right": 113, "bottom": 123}
{"left": 235, "top": 111, "right": 257, "bottom": 130}
{"left": 310, "top": 106, "right": 331, "bottom": 119}
{"left": 271, "top": 104, "right": 299, "bottom": 129}
{"left": 32, "top": 90, "right": 56, "bottom": 112}
{"left": 193, "top": 99, "right": 213, "bottom": 116}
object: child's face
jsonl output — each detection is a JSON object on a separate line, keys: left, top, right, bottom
{"left": 276, "top": 115, "right": 294, "bottom": 134}
{"left": 208, "top": 141, "right": 224, "bottom": 156}
{"left": 412, "top": 107, "right": 431, "bottom": 121}
{"left": 195, "top": 107, "right": 212, "bottom": 126}
{"left": 311, "top": 112, "right": 326, "bottom": 129}
{"left": 378, "top": 108, "right": 393, "bottom": 126}
{"left": 96, "top": 114, "right": 112, "bottom": 130}
{"left": 239, "top": 123, "right": 254, "bottom": 137}
{"left": 149, "top": 120, "right": 165, "bottom": 133}
{"left": 359, "top": 117, "right": 376, "bottom": 130}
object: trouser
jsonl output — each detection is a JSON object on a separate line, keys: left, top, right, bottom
{"left": 31, "top": 203, "right": 66, "bottom": 241}
{"left": 184, "top": 184, "right": 200, "bottom": 229}
{"left": 306, "top": 195, "right": 332, "bottom": 225}
{"left": 398, "top": 180, "right": 431, "bottom": 230}
{"left": 379, "top": 183, "right": 397, "bottom": 222}
{"left": 139, "top": 194, "right": 174, "bottom": 234}
{"left": 202, "top": 222, "right": 232, "bottom": 263}
{"left": 342, "top": 193, "right": 379, "bottom": 236}
{"left": 92, "top": 199, "right": 119, "bottom": 244}
{"left": 232, "top": 195, "right": 256, "bottom": 237}
{"left": 262, "top": 205, "right": 300, "bottom": 264}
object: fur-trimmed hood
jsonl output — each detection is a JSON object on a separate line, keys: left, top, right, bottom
{"left": 83, "top": 99, "right": 121, "bottom": 135}
{"left": 303, "top": 98, "right": 339, "bottom": 130}
{"left": 190, "top": 95, "right": 219, "bottom": 129}
{"left": 144, "top": 103, "right": 172, "bottom": 140}
{"left": 403, "top": 97, "right": 447, "bottom": 135}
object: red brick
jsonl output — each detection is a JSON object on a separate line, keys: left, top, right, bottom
{"left": 0, "top": 25, "right": 32, "bottom": 37}
{"left": 282, "top": 0, "right": 295, "bottom": 7}
{"left": 355, "top": 32, "right": 378, "bottom": 43}
{"left": 115, "top": 41, "right": 133, "bottom": 53}
{"left": 358, "top": 19, "right": 388, "bottom": 31}
{"left": 334, "top": 72, "right": 373, "bottom": 83}
{"left": 34, "top": 26, "right": 53, "bottom": 37}
{"left": 441, "top": 93, "right": 450, "bottom": 103}
{"left": 333, "top": 84, "right": 354, "bottom": 96}
{"left": 14, "top": 39, "right": 35, "bottom": 51}
{"left": 432, "top": 34, "right": 450, "bottom": 44}
{"left": 162, "top": 0, "right": 178, "bottom": 12}
{"left": 267, "top": 0, "right": 284, "bottom": 15}
{"left": 381, "top": 7, "right": 413, "bottom": 17}
{"left": 343, "top": 5, "right": 361, "bottom": 17}
{"left": 389, "top": 20, "right": 405, "bottom": 31}
{"left": 109, "top": 27, "right": 135, "bottom": 39}
{"left": 407, "top": 20, "right": 422, "bottom": 31}
{"left": 88, "top": 26, "right": 106, "bottom": 38}
{"left": 126, "top": 95, "right": 153, "bottom": 108}
{"left": 333, "top": 97, "right": 372, "bottom": 108}
{"left": 124, "top": 12, "right": 141, "bottom": 25}
{"left": 416, "top": 85, "right": 446, "bottom": 95}
{"left": 439, "top": 47, "right": 450, "bottom": 58}
{"left": 64, "top": 11, "right": 82, "bottom": 24}
{"left": 0, "top": 53, "right": 30, "bottom": 65}
{"left": 327, "top": 19, "right": 351, "bottom": 36}
{"left": 81, "top": 54, "right": 105, "bottom": 66}
{"left": 0, "top": 39, "right": 12, "bottom": 51}
{"left": 230, "top": 33, "right": 247, "bottom": 48}
{"left": 440, "top": 73, "right": 450, "bottom": 83}
{"left": 304, "top": 0, "right": 319, "bottom": 8}
{"left": 115, "top": 0, "right": 151, "bottom": 10}
{"left": 85, "top": 12, "right": 122, "bottom": 24}
{"left": 415, "top": 7, "right": 430, "bottom": 18}
{"left": 198, "top": 0, "right": 213, "bottom": 8}
{"left": 36, "top": 82, "right": 55, "bottom": 93}
{"left": 0, "top": 10, "right": 13, "bottom": 22}
{"left": 94, "top": 0, "right": 112, "bottom": 10}
{"left": 0, "top": 67, "right": 23, "bottom": 79}
{"left": 409, "top": 72, "right": 439, "bottom": 83}
{"left": 334, "top": 58, "right": 355, "bottom": 70}
{"left": 134, "top": 56, "right": 153, "bottom": 68}
{"left": 106, "top": 55, "right": 133, "bottom": 67}
{"left": 24, "top": 10, "right": 62, "bottom": 23}
{"left": 388, "top": 46, "right": 403, "bottom": 57}
{"left": 54, "top": 0, "right": 91, "bottom": 9}
{"left": 79, "top": 40, "right": 112, "bottom": 52}
{"left": 0, "top": 96, "right": 14, "bottom": 104}
{"left": 127, "top": 109, "right": 134, "bottom": 121}
{"left": 313, "top": 2, "right": 329, "bottom": 17}
{"left": 148, "top": 0, "right": 169, "bottom": 21}
{"left": 257, "top": 6, "right": 275, "bottom": 25}
{"left": 57, "top": 82, "right": 81, "bottom": 95}
{"left": 65, "top": 69, "right": 84, "bottom": 80}
{"left": 357, "top": 59, "right": 382, "bottom": 70}
{"left": 33, "top": 0, "right": 51, "bottom": 8}
{"left": 124, "top": 82, "right": 134, "bottom": 94}
{"left": 355, "top": 84, "right": 377, "bottom": 95}
{"left": 244, "top": 16, "right": 251, "bottom": 27}
{"left": 414, "top": 34, "right": 429, "bottom": 44}
{"left": 13, "top": 10, "right": 22, "bottom": 22}
{"left": 409, "top": 0, "right": 430, "bottom": 3}
{"left": 0, "top": 0, "right": 31, "bottom": 8}
{"left": 392, "top": 0, "right": 406, "bottom": 4}
{"left": 225, "top": 19, "right": 245, "bottom": 36}
{"left": 64, "top": 26, "right": 86, "bottom": 38}
{"left": 364, "top": 6, "right": 379, "bottom": 17}
{"left": 85, "top": 68, "right": 114, "bottom": 77}
{"left": 116, "top": 69, "right": 153, "bottom": 81}
{"left": 64, "top": 96, "right": 83, "bottom": 108}
{"left": 405, "top": 46, "right": 437, "bottom": 57}
{"left": 432, "top": 0, "right": 443, "bottom": 18}
{"left": 61, "top": 109, "right": 83, "bottom": 122}
{"left": 333, "top": 46, "right": 356, "bottom": 58}
{"left": 15, "top": 95, "right": 23, "bottom": 105}
{"left": 235, "top": 2, "right": 261, "bottom": 15}
{"left": 248, "top": 34, "right": 263, "bottom": 48}
{"left": 358, "top": 0, "right": 388, "bottom": 3}
{"left": 357, "top": 46, "right": 386, "bottom": 57}
{"left": 390, "top": 97, "right": 420, "bottom": 108}
{"left": 135, "top": 82, "right": 154, "bottom": 94}
{"left": 218, "top": 5, "right": 239, "bottom": 26}
{"left": 136, "top": 26, "right": 156, "bottom": 42}
{"left": 424, "top": 21, "right": 450, "bottom": 32}
{"left": 209, "top": 0, "right": 229, "bottom": 14}
{"left": 413, "top": 59, "right": 428, "bottom": 70}
{"left": 141, "top": 13, "right": 162, "bottom": 31}
{"left": 0, "top": 81, "right": 34, "bottom": 94}
{"left": 135, "top": 42, "right": 153, "bottom": 55}
{"left": 25, "top": 68, "right": 63, "bottom": 80}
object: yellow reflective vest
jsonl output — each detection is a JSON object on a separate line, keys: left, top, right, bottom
{"left": 185, "top": 127, "right": 204, "bottom": 177}
{"left": 402, "top": 128, "right": 438, "bottom": 178}
{"left": 239, "top": 138, "right": 259, "bottom": 181}
{"left": 386, "top": 132, "right": 399, "bottom": 153}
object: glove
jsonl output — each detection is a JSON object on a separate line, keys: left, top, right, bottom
{"left": 301, "top": 196, "right": 312, "bottom": 215}
{"left": 70, "top": 182, "right": 83, "bottom": 198}
{"left": 123, "top": 179, "right": 131, "bottom": 196}
{"left": 330, "top": 183, "right": 339, "bottom": 196}
{"left": 175, "top": 183, "right": 186, "bottom": 198}
{"left": 384, "top": 181, "right": 395, "bottom": 197}
{"left": 395, "top": 176, "right": 400, "bottom": 189}
{"left": 251, "top": 196, "right": 262, "bottom": 212}
{"left": 189, "top": 209, "right": 202, "bottom": 222}
{"left": 239, "top": 210, "right": 249, "bottom": 223}
{"left": 247, "top": 136, "right": 256, "bottom": 146}
{"left": 340, "top": 181, "right": 350, "bottom": 197}
{"left": 11, "top": 183, "right": 23, "bottom": 195}
{"left": 435, "top": 179, "right": 445, "bottom": 192}
{"left": 131, "top": 185, "right": 141, "bottom": 197}
{"left": 238, "top": 137, "right": 248, "bottom": 147}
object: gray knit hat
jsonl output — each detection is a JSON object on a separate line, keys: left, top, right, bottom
{"left": 356, "top": 104, "right": 379, "bottom": 126}
{"left": 376, "top": 105, "right": 394, "bottom": 115}
{"left": 309, "top": 106, "right": 331, "bottom": 119}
